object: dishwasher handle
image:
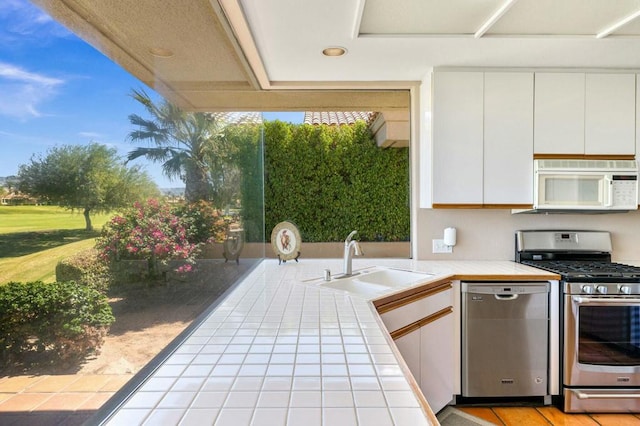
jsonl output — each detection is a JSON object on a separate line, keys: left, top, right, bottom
{"left": 495, "top": 294, "right": 518, "bottom": 300}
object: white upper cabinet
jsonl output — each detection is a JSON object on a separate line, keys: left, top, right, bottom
{"left": 483, "top": 72, "right": 534, "bottom": 205}
{"left": 432, "top": 71, "right": 533, "bottom": 206}
{"left": 430, "top": 70, "right": 637, "bottom": 208}
{"left": 637, "top": 74, "right": 640, "bottom": 157}
{"left": 534, "top": 73, "right": 585, "bottom": 155}
{"left": 432, "top": 71, "right": 484, "bottom": 204}
{"left": 534, "top": 72, "right": 636, "bottom": 156}
{"left": 585, "top": 73, "right": 636, "bottom": 155}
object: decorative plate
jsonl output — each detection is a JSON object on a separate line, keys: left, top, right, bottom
{"left": 271, "top": 221, "right": 301, "bottom": 261}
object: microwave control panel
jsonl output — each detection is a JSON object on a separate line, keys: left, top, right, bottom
{"left": 611, "top": 175, "right": 638, "bottom": 208}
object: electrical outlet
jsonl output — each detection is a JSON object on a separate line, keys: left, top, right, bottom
{"left": 432, "top": 239, "right": 453, "bottom": 254}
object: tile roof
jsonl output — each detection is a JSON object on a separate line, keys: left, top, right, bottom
{"left": 303, "top": 111, "right": 377, "bottom": 126}
{"left": 208, "top": 112, "right": 263, "bottom": 124}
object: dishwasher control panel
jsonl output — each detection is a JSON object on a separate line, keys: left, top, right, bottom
{"left": 462, "top": 281, "right": 551, "bottom": 295}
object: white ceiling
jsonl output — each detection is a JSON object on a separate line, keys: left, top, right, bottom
{"left": 32, "top": 0, "right": 640, "bottom": 110}
{"left": 239, "top": 0, "right": 640, "bottom": 83}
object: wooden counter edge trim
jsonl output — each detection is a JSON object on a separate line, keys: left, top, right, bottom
{"left": 432, "top": 203, "right": 533, "bottom": 209}
{"left": 451, "top": 273, "right": 560, "bottom": 281}
{"left": 370, "top": 304, "right": 440, "bottom": 426}
{"left": 432, "top": 203, "right": 484, "bottom": 209}
{"left": 534, "top": 153, "right": 635, "bottom": 160}
{"left": 374, "top": 280, "right": 452, "bottom": 314}
{"left": 389, "top": 307, "right": 453, "bottom": 340}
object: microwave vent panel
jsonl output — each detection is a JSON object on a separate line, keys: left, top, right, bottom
{"left": 535, "top": 159, "right": 638, "bottom": 172}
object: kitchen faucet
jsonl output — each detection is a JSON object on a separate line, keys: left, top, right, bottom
{"left": 343, "top": 230, "right": 364, "bottom": 276}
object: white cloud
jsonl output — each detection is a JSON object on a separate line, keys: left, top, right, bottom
{"left": 0, "top": 0, "right": 71, "bottom": 41}
{"left": 0, "top": 62, "right": 63, "bottom": 86}
{"left": 0, "top": 62, "right": 64, "bottom": 119}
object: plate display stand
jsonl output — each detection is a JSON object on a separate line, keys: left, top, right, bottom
{"left": 223, "top": 227, "right": 244, "bottom": 264}
{"left": 271, "top": 221, "right": 301, "bottom": 265}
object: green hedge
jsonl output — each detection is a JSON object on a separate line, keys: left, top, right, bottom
{"left": 56, "top": 248, "right": 112, "bottom": 292}
{"left": 229, "top": 123, "right": 265, "bottom": 243}
{"left": 263, "top": 120, "right": 409, "bottom": 242}
{"left": 0, "top": 280, "right": 114, "bottom": 368}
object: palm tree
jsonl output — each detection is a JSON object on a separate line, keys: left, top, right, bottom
{"left": 126, "top": 89, "right": 224, "bottom": 203}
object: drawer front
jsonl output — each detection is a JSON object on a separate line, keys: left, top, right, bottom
{"left": 381, "top": 288, "right": 452, "bottom": 333}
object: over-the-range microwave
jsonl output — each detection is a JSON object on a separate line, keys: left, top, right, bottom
{"left": 532, "top": 159, "right": 638, "bottom": 212}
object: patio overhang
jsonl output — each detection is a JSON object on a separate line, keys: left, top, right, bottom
{"left": 30, "top": 0, "right": 411, "bottom": 114}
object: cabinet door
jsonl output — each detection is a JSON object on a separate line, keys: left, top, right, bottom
{"left": 394, "top": 328, "right": 421, "bottom": 386}
{"left": 420, "top": 310, "right": 455, "bottom": 414}
{"left": 432, "top": 72, "right": 484, "bottom": 204}
{"left": 484, "top": 72, "right": 534, "bottom": 205}
{"left": 534, "top": 73, "right": 585, "bottom": 154}
{"left": 585, "top": 73, "right": 636, "bottom": 155}
{"left": 380, "top": 285, "right": 453, "bottom": 332}
{"left": 637, "top": 74, "right": 640, "bottom": 157}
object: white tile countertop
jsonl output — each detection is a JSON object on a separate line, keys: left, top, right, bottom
{"left": 99, "top": 258, "right": 558, "bottom": 426}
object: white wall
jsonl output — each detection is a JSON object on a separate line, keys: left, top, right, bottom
{"left": 415, "top": 208, "right": 640, "bottom": 262}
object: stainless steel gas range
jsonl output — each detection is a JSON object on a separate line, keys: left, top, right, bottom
{"left": 516, "top": 230, "right": 640, "bottom": 413}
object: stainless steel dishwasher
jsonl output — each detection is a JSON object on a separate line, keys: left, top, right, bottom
{"left": 462, "top": 281, "right": 550, "bottom": 398}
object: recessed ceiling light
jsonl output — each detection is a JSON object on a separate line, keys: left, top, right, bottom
{"left": 322, "top": 46, "right": 347, "bottom": 57}
{"left": 149, "top": 47, "right": 174, "bottom": 58}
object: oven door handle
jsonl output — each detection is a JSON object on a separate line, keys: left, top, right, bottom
{"left": 572, "top": 296, "right": 640, "bottom": 304}
{"left": 574, "top": 390, "right": 640, "bottom": 400}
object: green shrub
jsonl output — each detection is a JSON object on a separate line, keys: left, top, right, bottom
{"left": 95, "top": 199, "right": 200, "bottom": 277}
{"left": 172, "top": 200, "right": 229, "bottom": 244}
{"left": 0, "top": 280, "right": 115, "bottom": 368}
{"left": 262, "top": 120, "right": 410, "bottom": 242}
{"left": 56, "top": 248, "right": 112, "bottom": 292}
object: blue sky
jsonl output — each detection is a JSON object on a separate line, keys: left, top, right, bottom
{"left": 0, "top": 0, "right": 303, "bottom": 188}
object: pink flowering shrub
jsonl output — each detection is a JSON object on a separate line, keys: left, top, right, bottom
{"left": 172, "top": 200, "right": 229, "bottom": 244}
{"left": 96, "top": 199, "right": 202, "bottom": 277}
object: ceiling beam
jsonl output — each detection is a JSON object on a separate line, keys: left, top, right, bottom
{"left": 596, "top": 8, "right": 640, "bottom": 38}
{"left": 173, "top": 89, "right": 410, "bottom": 112}
{"left": 216, "top": 0, "right": 269, "bottom": 89}
{"left": 474, "top": 0, "right": 519, "bottom": 39}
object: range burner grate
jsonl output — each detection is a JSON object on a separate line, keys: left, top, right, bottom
{"left": 522, "top": 260, "right": 640, "bottom": 281}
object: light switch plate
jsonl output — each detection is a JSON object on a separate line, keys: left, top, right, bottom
{"left": 432, "top": 239, "right": 453, "bottom": 253}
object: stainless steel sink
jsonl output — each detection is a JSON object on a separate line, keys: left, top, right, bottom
{"left": 316, "top": 267, "right": 433, "bottom": 297}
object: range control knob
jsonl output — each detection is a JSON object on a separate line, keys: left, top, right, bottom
{"left": 581, "top": 285, "right": 594, "bottom": 294}
{"left": 619, "top": 285, "right": 631, "bottom": 295}
{"left": 596, "top": 285, "right": 608, "bottom": 295}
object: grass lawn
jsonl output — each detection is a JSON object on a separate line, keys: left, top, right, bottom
{"left": 0, "top": 238, "right": 97, "bottom": 284}
{"left": 0, "top": 205, "right": 111, "bottom": 234}
{"left": 0, "top": 206, "right": 113, "bottom": 284}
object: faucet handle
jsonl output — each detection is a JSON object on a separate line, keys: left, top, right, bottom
{"left": 345, "top": 230, "right": 358, "bottom": 244}
{"left": 354, "top": 241, "right": 364, "bottom": 256}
